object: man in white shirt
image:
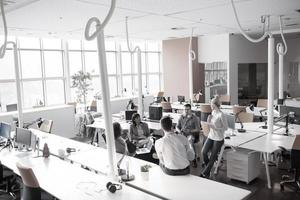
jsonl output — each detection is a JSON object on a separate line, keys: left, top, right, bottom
{"left": 155, "top": 116, "right": 195, "bottom": 175}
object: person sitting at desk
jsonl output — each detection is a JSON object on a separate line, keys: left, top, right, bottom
{"left": 129, "top": 113, "right": 152, "bottom": 148}
{"left": 176, "top": 103, "right": 200, "bottom": 168}
{"left": 200, "top": 96, "right": 228, "bottom": 178}
{"left": 113, "top": 122, "right": 127, "bottom": 154}
{"left": 155, "top": 116, "right": 195, "bottom": 175}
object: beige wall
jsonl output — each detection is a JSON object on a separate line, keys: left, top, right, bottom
{"left": 162, "top": 37, "right": 202, "bottom": 102}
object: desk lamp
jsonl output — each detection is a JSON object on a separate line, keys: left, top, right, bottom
{"left": 117, "top": 151, "right": 135, "bottom": 182}
{"left": 235, "top": 104, "right": 254, "bottom": 133}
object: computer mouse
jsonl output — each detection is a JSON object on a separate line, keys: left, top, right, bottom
{"left": 225, "top": 136, "right": 230, "bottom": 139}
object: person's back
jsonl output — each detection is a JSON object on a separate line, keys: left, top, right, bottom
{"left": 156, "top": 133, "right": 193, "bottom": 170}
{"left": 155, "top": 116, "right": 194, "bottom": 175}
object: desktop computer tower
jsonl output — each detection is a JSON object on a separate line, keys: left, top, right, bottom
{"left": 149, "top": 105, "right": 162, "bottom": 121}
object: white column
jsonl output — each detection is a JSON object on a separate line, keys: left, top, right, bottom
{"left": 137, "top": 49, "right": 143, "bottom": 118}
{"left": 267, "top": 36, "right": 274, "bottom": 135}
{"left": 188, "top": 51, "right": 193, "bottom": 105}
{"left": 96, "top": 27, "right": 117, "bottom": 179}
{"left": 278, "top": 44, "right": 284, "bottom": 100}
{"left": 11, "top": 42, "right": 23, "bottom": 128}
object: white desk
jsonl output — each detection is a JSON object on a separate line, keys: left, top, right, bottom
{"left": 127, "top": 166, "right": 250, "bottom": 200}
{"left": 68, "top": 147, "right": 250, "bottom": 200}
{"left": 0, "top": 149, "right": 159, "bottom": 200}
{"left": 30, "top": 129, "right": 96, "bottom": 158}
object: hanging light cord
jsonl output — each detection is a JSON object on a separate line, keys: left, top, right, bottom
{"left": 84, "top": 0, "right": 116, "bottom": 41}
{"left": 0, "top": 0, "right": 8, "bottom": 58}
{"left": 276, "top": 16, "right": 288, "bottom": 55}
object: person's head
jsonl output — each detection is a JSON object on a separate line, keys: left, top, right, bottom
{"left": 183, "top": 103, "right": 192, "bottom": 116}
{"left": 132, "top": 113, "right": 141, "bottom": 126}
{"left": 113, "top": 122, "right": 122, "bottom": 139}
{"left": 211, "top": 95, "right": 221, "bottom": 110}
{"left": 160, "top": 116, "right": 173, "bottom": 132}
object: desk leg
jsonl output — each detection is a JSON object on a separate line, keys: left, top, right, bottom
{"left": 263, "top": 152, "right": 271, "bottom": 189}
{"left": 214, "top": 144, "right": 225, "bottom": 174}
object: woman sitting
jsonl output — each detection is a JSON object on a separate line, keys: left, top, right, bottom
{"left": 129, "top": 113, "right": 152, "bottom": 148}
{"left": 113, "top": 122, "right": 127, "bottom": 154}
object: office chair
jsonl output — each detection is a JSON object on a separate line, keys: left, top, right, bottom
{"left": 219, "top": 95, "right": 231, "bottom": 105}
{"left": 280, "top": 135, "right": 300, "bottom": 192}
{"left": 257, "top": 99, "right": 268, "bottom": 108}
{"left": 0, "top": 163, "right": 19, "bottom": 199}
{"left": 16, "top": 162, "right": 41, "bottom": 200}
{"left": 38, "top": 119, "right": 53, "bottom": 133}
{"left": 161, "top": 102, "right": 172, "bottom": 112}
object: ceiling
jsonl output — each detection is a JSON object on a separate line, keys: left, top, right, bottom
{"left": 1, "top": 0, "right": 300, "bottom": 40}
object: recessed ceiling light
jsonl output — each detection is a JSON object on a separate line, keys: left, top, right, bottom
{"left": 170, "top": 27, "right": 185, "bottom": 31}
{"left": 285, "top": 23, "right": 299, "bottom": 27}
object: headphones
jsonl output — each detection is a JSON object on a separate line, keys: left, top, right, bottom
{"left": 66, "top": 147, "right": 76, "bottom": 154}
{"left": 106, "top": 182, "right": 122, "bottom": 193}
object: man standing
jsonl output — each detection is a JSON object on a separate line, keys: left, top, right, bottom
{"left": 176, "top": 104, "right": 200, "bottom": 167}
{"left": 155, "top": 116, "right": 195, "bottom": 175}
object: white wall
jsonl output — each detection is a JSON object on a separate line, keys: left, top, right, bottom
{"left": 0, "top": 105, "right": 75, "bottom": 138}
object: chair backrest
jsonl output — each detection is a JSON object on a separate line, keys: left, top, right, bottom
{"left": 219, "top": 95, "right": 230, "bottom": 105}
{"left": 232, "top": 105, "right": 246, "bottom": 115}
{"left": 90, "top": 100, "right": 97, "bottom": 112}
{"left": 6, "top": 103, "right": 18, "bottom": 112}
{"left": 157, "top": 91, "right": 164, "bottom": 97}
{"left": 16, "top": 162, "right": 39, "bottom": 188}
{"left": 257, "top": 99, "right": 268, "bottom": 108}
{"left": 201, "top": 122, "right": 210, "bottom": 137}
{"left": 39, "top": 119, "right": 53, "bottom": 133}
{"left": 200, "top": 104, "right": 212, "bottom": 113}
{"left": 237, "top": 112, "right": 254, "bottom": 123}
{"left": 161, "top": 102, "right": 172, "bottom": 112}
{"left": 200, "top": 104, "right": 212, "bottom": 122}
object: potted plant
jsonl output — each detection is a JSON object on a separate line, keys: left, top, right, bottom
{"left": 71, "top": 70, "right": 93, "bottom": 112}
{"left": 140, "top": 164, "right": 152, "bottom": 181}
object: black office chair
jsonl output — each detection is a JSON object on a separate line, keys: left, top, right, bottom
{"left": 280, "top": 135, "right": 300, "bottom": 192}
{"left": 0, "top": 163, "right": 19, "bottom": 199}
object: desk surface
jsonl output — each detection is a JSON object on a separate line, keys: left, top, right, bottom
{"left": 68, "top": 148, "right": 250, "bottom": 200}
{"left": 31, "top": 129, "right": 96, "bottom": 157}
{"left": 0, "top": 149, "right": 159, "bottom": 200}
{"left": 239, "top": 134, "right": 296, "bottom": 153}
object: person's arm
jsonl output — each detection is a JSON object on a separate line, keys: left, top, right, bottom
{"left": 154, "top": 139, "right": 164, "bottom": 163}
{"left": 176, "top": 116, "right": 183, "bottom": 132}
{"left": 209, "top": 113, "right": 228, "bottom": 131}
{"left": 183, "top": 136, "right": 195, "bottom": 161}
{"left": 129, "top": 125, "right": 138, "bottom": 141}
{"left": 189, "top": 116, "right": 201, "bottom": 134}
{"left": 143, "top": 123, "right": 150, "bottom": 137}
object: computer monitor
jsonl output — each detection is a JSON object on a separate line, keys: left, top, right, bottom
{"left": 125, "top": 110, "right": 138, "bottom": 121}
{"left": 0, "top": 122, "right": 11, "bottom": 140}
{"left": 149, "top": 105, "right": 162, "bottom": 121}
{"left": 225, "top": 114, "right": 235, "bottom": 134}
{"left": 177, "top": 95, "right": 185, "bottom": 104}
{"left": 6, "top": 104, "right": 17, "bottom": 112}
{"left": 15, "top": 127, "right": 32, "bottom": 148}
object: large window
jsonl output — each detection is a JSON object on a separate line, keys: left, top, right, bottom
{"left": 0, "top": 35, "right": 162, "bottom": 112}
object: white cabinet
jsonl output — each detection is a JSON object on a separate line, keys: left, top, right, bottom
{"left": 227, "top": 148, "right": 260, "bottom": 184}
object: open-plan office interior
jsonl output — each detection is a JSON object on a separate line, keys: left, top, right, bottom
{"left": 0, "top": 0, "right": 300, "bottom": 199}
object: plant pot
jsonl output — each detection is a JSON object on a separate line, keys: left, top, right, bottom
{"left": 140, "top": 171, "right": 149, "bottom": 181}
